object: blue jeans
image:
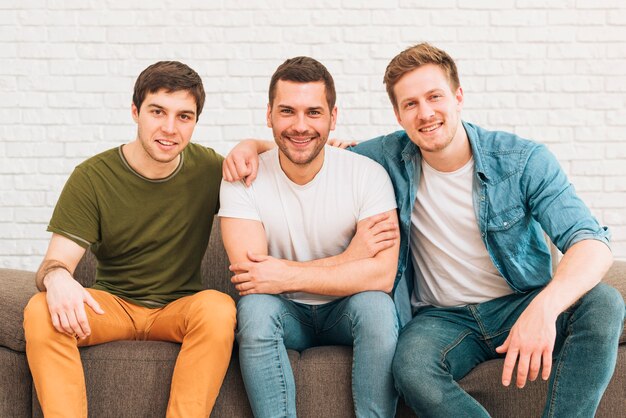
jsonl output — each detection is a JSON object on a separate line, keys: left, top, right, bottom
{"left": 237, "top": 291, "right": 399, "bottom": 418}
{"left": 393, "top": 283, "right": 625, "bottom": 418}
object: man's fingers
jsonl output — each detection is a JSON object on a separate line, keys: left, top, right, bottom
{"left": 370, "top": 221, "right": 397, "bottom": 236}
{"left": 376, "top": 240, "right": 395, "bottom": 252}
{"left": 235, "top": 281, "right": 256, "bottom": 292}
{"left": 223, "top": 158, "right": 238, "bottom": 182}
{"left": 65, "top": 309, "right": 86, "bottom": 339}
{"left": 247, "top": 252, "right": 268, "bottom": 262}
{"left": 495, "top": 336, "right": 509, "bottom": 354}
{"left": 84, "top": 291, "right": 104, "bottom": 315}
{"left": 500, "top": 348, "right": 518, "bottom": 386}
{"left": 245, "top": 158, "right": 259, "bottom": 187}
{"left": 528, "top": 352, "right": 542, "bottom": 382}
{"left": 368, "top": 212, "right": 390, "bottom": 227}
{"left": 541, "top": 348, "right": 553, "bottom": 381}
{"left": 57, "top": 311, "right": 75, "bottom": 336}
{"left": 234, "top": 157, "right": 248, "bottom": 178}
{"left": 372, "top": 231, "right": 398, "bottom": 244}
{"left": 50, "top": 313, "right": 64, "bottom": 335}
{"left": 75, "top": 308, "right": 91, "bottom": 339}
{"left": 516, "top": 353, "right": 531, "bottom": 388}
{"left": 231, "top": 273, "right": 251, "bottom": 284}
{"left": 229, "top": 262, "right": 252, "bottom": 272}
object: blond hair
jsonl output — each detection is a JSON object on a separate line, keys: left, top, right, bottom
{"left": 384, "top": 43, "right": 460, "bottom": 110}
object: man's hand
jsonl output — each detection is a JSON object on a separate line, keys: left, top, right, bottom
{"left": 223, "top": 139, "right": 271, "bottom": 186}
{"left": 344, "top": 212, "right": 398, "bottom": 261}
{"left": 327, "top": 138, "right": 357, "bottom": 149}
{"left": 495, "top": 300, "right": 557, "bottom": 388}
{"left": 44, "top": 268, "right": 105, "bottom": 339}
{"left": 229, "top": 252, "right": 294, "bottom": 296}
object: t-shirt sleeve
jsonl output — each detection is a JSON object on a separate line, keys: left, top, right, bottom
{"left": 209, "top": 149, "right": 225, "bottom": 214}
{"left": 217, "top": 178, "right": 262, "bottom": 221}
{"left": 357, "top": 159, "right": 397, "bottom": 221}
{"left": 47, "top": 166, "right": 100, "bottom": 248}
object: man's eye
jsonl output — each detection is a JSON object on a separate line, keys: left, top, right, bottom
{"left": 405, "top": 102, "right": 415, "bottom": 109}
{"left": 280, "top": 109, "right": 293, "bottom": 114}
{"left": 152, "top": 109, "right": 163, "bottom": 115}
{"left": 430, "top": 95, "right": 442, "bottom": 100}
{"left": 309, "top": 111, "right": 320, "bottom": 116}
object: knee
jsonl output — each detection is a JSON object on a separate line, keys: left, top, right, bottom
{"left": 236, "top": 294, "right": 284, "bottom": 342}
{"left": 23, "top": 292, "right": 56, "bottom": 345}
{"left": 348, "top": 291, "right": 398, "bottom": 340}
{"left": 581, "top": 283, "right": 625, "bottom": 338}
{"left": 188, "top": 290, "right": 237, "bottom": 339}
{"left": 392, "top": 335, "right": 442, "bottom": 406}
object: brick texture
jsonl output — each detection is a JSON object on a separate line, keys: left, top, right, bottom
{"left": 1, "top": 1, "right": 625, "bottom": 269}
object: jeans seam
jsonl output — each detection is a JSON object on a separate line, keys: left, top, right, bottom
{"left": 440, "top": 329, "right": 487, "bottom": 413}
{"left": 545, "top": 321, "right": 572, "bottom": 418}
{"left": 346, "top": 312, "right": 359, "bottom": 417}
{"left": 440, "top": 329, "right": 473, "bottom": 369}
{"left": 276, "top": 312, "right": 291, "bottom": 418}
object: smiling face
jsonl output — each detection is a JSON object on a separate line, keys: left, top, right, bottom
{"left": 267, "top": 80, "right": 337, "bottom": 183}
{"left": 393, "top": 64, "right": 464, "bottom": 156}
{"left": 129, "top": 88, "right": 197, "bottom": 177}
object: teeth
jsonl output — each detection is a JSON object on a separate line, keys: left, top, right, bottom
{"left": 289, "top": 138, "right": 312, "bottom": 144}
{"left": 158, "top": 140, "right": 175, "bottom": 146}
{"left": 420, "top": 123, "right": 441, "bottom": 133}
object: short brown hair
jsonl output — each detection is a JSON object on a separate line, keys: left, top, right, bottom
{"left": 132, "top": 61, "right": 205, "bottom": 120}
{"left": 384, "top": 43, "right": 460, "bottom": 110}
{"left": 268, "top": 56, "right": 336, "bottom": 109}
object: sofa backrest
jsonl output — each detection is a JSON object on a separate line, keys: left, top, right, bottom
{"left": 73, "top": 218, "right": 241, "bottom": 302}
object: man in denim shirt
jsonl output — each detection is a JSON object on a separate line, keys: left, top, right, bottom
{"left": 224, "top": 43, "right": 625, "bottom": 417}
{"left": 351, "top": 43, "right": 624, "bottom": 417}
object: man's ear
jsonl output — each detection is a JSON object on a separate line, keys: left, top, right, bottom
{"left": 266, "top": 103, "right": 272, "bottom": 128}
{"left": 455, "top": 86, "right": 464, "bottom": 111}
{"left": 131, "top": 103, "right": 139, "bottom": 123}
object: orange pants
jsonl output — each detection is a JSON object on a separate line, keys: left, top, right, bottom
{"left": 23, "top": 288, "right": 236, "bottom": 418}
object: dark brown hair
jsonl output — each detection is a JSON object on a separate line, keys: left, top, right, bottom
{"left": 269, "top": 56, "right": 336, "bottom": 109}
{"left": 384, "top": 43, "right": 460, "bottom": 110}
{"left": 132, "top": 61, "right": 205, "bottom": 120}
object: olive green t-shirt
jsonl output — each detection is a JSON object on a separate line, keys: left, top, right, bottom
{"left": 48, "top": 143, "right": 223, "bottom": 307}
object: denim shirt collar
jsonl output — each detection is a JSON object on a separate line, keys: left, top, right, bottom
{"left": 464, "top": 121, "right": 489, "bottom": 183}
{"left": 400, "top": 137, "right": 420, "bottom": 163}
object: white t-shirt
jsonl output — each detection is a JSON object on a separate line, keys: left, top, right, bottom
{"left": 218, "top": 146, "right": 397, "bottom": 305}
{"left": 410, "top": 157, "right": 512, "bottom": 308}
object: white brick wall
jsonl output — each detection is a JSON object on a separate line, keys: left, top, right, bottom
{"left": 1, "top": 1, "right": 625, "bottom": 270}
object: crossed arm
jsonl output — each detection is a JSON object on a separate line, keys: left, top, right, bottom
{"left": 220, "top": 211, "right": 400, "bottom": 297}
{"left": 35, "top": 233, "right": 104, "bottom": 338}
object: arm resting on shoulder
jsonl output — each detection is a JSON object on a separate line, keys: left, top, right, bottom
{"left": 222, "top": 139, "right": 275, "bottom": 185}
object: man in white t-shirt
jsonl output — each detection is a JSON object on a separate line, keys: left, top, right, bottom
{"left": 218, "top": 57, "right": 401, "bottom": 418}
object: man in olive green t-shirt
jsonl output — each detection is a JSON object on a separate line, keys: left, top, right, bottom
{"left": 23, "top": 61, "right": 236, "bottom": 418}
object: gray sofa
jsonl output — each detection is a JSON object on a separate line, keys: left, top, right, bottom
{"left": 1, "top": 222, "right": 624, "bottom": 417}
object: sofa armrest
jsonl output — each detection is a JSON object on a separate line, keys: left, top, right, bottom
{"left": 602, "top": 260, "right": 626, "bottom": 344}
{"left": 0, "top": 269, "right": 38, "bottom": 352}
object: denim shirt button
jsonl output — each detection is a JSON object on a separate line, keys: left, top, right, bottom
{"left": 503, "top": 222, "right": 508, "bottom": 226}
{"left": 480, "top": 195, "right": 485, "bottom": 201}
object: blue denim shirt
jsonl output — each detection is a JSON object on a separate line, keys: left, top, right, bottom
{"left": 352, "top": 121, "right": 610, "bottom": 327}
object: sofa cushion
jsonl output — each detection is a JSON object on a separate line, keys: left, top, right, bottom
{"left": 0, "top": 269, "right": 37, "bottom": 352}
{"left": 0, "top": 347, "right": 32, "bottom": 417}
